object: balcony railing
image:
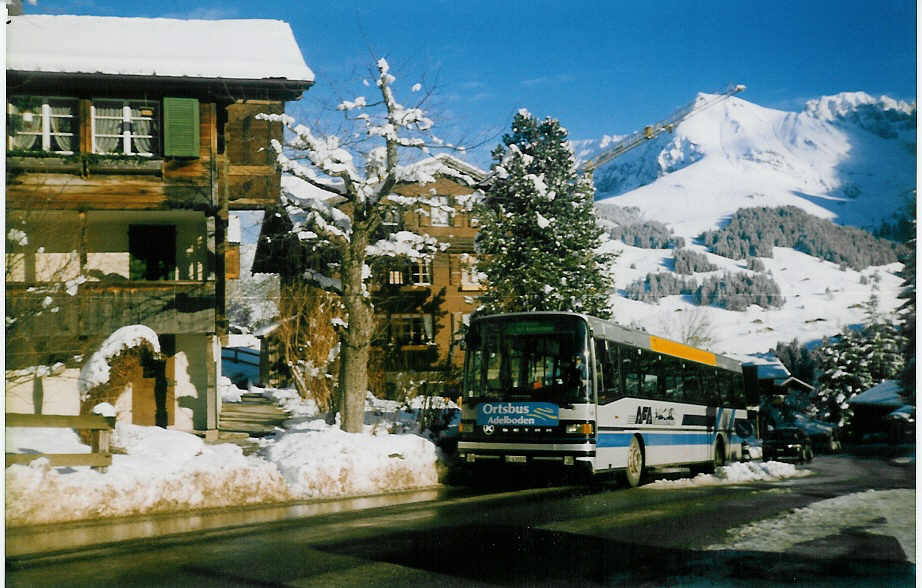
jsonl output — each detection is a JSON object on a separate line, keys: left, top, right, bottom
{"left": 6, "top": 281, "right": 216, "bottom": 338}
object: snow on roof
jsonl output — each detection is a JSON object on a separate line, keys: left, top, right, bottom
{"left": 400, "top": 153, "right": 487, "bottom": 186}
{"left": 850, "top": 379, "right": 904, "bottom": 407}
{"left": 887, "top": 405, "right": 914, "bottom": 421}
{"left": 774, "top": 376, "right": 814, "bottom": 392}
{"left": 281, "top": 174, "right": 345, "bottom": 204}
{"left": 6, "top": 14, "right": 314, "bottom": 82}
{"left": 745, "top": 356, "right": 791, "bottom": 380}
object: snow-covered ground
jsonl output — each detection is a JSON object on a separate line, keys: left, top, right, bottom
{"left": 5, "top": 381, "right": 446, "bottom": 527}
{"left": 646, "top": 463, "right": 914, "bottom": 564}
{"left": 604, "top": 240, "right": 904, "bottom": 358}
{"left": 644, "top": 460, "right": 810, "bottom": 489}
{"left": 706, "top": 488, "right": 915, "bottom": 564}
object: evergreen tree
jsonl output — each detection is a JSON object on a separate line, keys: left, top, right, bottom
{"left": 860, "top": 273, "right": 906, "bottom": 383}
{"left": 475, "top": 110, "right": 614, "bottom": 317}
{"left": 773, "top": 338, "right": 817, "bottom": 385}
{"left": 896, "top": 216, "right": 916, "bottom": 403}
{"left": 814, "top": 330, "right": 873, "bottom": 428}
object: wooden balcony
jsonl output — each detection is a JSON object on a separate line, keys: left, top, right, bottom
{"left": 6, "top": 281, "right": 216, "bottom": 338}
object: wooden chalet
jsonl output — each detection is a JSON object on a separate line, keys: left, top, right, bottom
{"left": 254, "top": 155, "right": 487, "bottom": 398}
{"left": 373, "top": 155, "right": 487, "bottom": 397}
{"left": 5, "top": 14, "right": 313, "bottom": 436}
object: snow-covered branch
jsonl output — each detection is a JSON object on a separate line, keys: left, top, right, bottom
{"left": 366, "top": 230, "right": 447, "bottom": 261}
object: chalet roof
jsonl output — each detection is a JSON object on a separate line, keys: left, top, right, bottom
{"left": 401, "top": 154, "right": 487, "bottom": 187}
{"left": 773, "top": 376, "right": 814, "bottom": 393}
{"left": 850, "top": 379, "right": 904, "bottom": 407}
{"left": 6, "top": 14, "right": 314, "bottom": 84}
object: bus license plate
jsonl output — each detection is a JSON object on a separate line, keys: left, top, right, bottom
{"left": 505, "top": 455, "right": 526, "bottom": 463}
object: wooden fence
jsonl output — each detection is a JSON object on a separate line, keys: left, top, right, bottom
{"left": 6, "top": 413, "right": 116, "bottom": 469}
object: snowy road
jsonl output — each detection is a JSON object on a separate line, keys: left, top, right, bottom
{"left": 7, "top": 453, "right": 914, "bottom": 586}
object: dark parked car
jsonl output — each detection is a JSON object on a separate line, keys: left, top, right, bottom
{"left": 763, "top": 427, "right": 813, "bottom": 464}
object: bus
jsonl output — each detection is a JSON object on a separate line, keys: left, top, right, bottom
{"left": 457, "top": 312, "right": 750, "bottom": 486}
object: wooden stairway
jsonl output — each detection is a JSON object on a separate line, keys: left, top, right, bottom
{"left": 214, "top": 392, "right": 290, "bottom": 455}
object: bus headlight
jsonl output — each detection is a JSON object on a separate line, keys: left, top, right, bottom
{"left": 566, "top": 423, "right": 594, "bottom": 435}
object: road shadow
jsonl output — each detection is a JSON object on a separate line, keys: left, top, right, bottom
{"left": 314, "top": 523, "right": 914, "bottom": 586}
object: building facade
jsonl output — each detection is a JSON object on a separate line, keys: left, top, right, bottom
{"left": 372, "top": 156, "right": 487, "bottom": 398}
{"left": 5, "top": 14, "right": 313, "bottom": 435}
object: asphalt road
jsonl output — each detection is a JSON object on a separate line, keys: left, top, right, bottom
{"left": 7, "top": 453, "right": 915, "bottom": 587}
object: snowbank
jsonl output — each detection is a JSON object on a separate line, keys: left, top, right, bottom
{"left": 265, "top": 420, "right": 438, "bottom": 497}
{"left": 6, "top": 424, "right": 291, "bottom": 526}
{"left": 6, "top": 388, "right": 441, "bottom": 526}
{"left": 645, "top": 460, "right": 809, "bottom": 489}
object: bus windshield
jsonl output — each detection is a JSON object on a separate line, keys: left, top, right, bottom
{"left": 464, "top": 315, "right": 590, "bottom": 405}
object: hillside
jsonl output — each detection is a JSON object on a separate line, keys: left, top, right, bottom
{"left": 584, "top": 92, "right": 914, "bottom": 359}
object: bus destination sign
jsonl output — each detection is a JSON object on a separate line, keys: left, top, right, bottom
{"left": 476, "top": 402, "right": 560, "bottom": 426}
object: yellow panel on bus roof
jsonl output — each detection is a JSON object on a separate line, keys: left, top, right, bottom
{"left": 648, "top": 335, "right": 717, "bottom": 366}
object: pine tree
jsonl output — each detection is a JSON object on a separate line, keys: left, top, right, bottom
{"left": 896, "top": 216, "right": 916, "bottom": 403}
{"left": 815, "top": 327, "right": 878, "bottom": 429}
{"left": 861, "top": 273, "right": 906, "bottom": 383}
{"left": 475, "top": 110, "right": 614, "bottom": 317}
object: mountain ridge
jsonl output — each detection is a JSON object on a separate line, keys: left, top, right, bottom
{"left": 583, "top": 91, "right": 915, "bottom": 239}
{"left": 584, "top": 91, "right": 912, "bottom": 358}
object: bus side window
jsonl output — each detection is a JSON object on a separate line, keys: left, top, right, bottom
{"left": 607, "top": 343, "right": 621, "bottom": 400}
{"left": 726, "top": 372, "right": 745, "bottom": 406}
{"left": 662, "top": 356, "right": 683, "bottom": 401}
{"left": 701, "top": 368, "right": 720, "bottom": 405}
{"left": 640, "top": 351, "right": 660, "bottom": 400}
{"left": 621, "top": 344, "right": 640, "bottom": 397}
{"left": 595, "top": 339, "right": 620, "bottom": 404}
{"left": 683, "top": 363, "right": 701, "bottom": 403}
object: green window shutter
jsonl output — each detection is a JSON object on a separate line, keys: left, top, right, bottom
{"left": 163, "top": 97, "right": 200, "bottom": 158}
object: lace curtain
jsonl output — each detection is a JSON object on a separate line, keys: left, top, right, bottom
{"left": 94, "top": 104, "right": 123, "bottom": 154}
{"left": 8, "top": 101, "right": 40, "bottom": 150}
{"left": 130, "top": 104, "right": 155, "bottom": 155}
{"left": 49, "top": 102, "right": 75, "bottom": 152}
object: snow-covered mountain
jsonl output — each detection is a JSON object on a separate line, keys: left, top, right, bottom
{"left": 585, "top": 91, "right": 915, "bottom": 237}
{"left": 583, "top": 92, "right": 914, "bottom": 359}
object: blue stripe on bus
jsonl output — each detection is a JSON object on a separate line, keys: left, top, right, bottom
{"left": 597, "top": 432, "right": 715, "bottom": 448}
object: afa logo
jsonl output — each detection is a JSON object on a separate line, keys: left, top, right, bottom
{"left": 635, "top": 406, "right": 653, "bottom": 425}
{"left": 635, "top": 406, "right": 676, "bottom": 425}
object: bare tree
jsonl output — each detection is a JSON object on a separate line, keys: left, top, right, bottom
{"left": 275, "top": 280, "right": 342, "bottom": 412}
{"left": 659, "top": 308, "right": 717, "bottom": 349}
{"left": 258, "top": 59, "right": 465, "bottom": 432}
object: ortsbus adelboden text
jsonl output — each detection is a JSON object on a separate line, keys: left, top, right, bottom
{"left": 457, "top": 312, "right": 753, "bottom": 486}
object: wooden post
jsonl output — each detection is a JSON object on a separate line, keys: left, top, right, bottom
{"left": 78, "top": 211, "right": 88, "bottom": 271}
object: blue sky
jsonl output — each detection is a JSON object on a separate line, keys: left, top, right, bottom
{"left": 21, "top": 0, "right": 917, "bottom": 168}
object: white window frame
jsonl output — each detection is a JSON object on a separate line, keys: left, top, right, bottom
{"left": 387, "top": 259, "right": 432, "bottom": 286}
{"left": 430, "top": 196, "right": 453, "bottom": 227}
{"left": 91, "top": 99, "right": 159, "bottom": 156}
{"left": 7, "top": 96, "right": 77, "bottom": 154}
{"left": 391, "top": 314, "right": 434, "bottom": 345}
{"left": 388, "top": 269, "right": 406, "bottom": 285}
{"left": 382, "top": 208, "right": 401, "bottom": 227}
{"left": 410, "top": 259, "right": 432, "bottom": 285}
{"left": 460, "top": 255, "right": 482, "bottom": 290}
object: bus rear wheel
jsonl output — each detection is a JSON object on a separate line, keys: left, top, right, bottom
{"left": 624, "top": 436, "right": 645, "bottom": 488}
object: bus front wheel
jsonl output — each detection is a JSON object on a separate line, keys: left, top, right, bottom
{"left": 625, "top": 436, "right": 645, "bottom": 488}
